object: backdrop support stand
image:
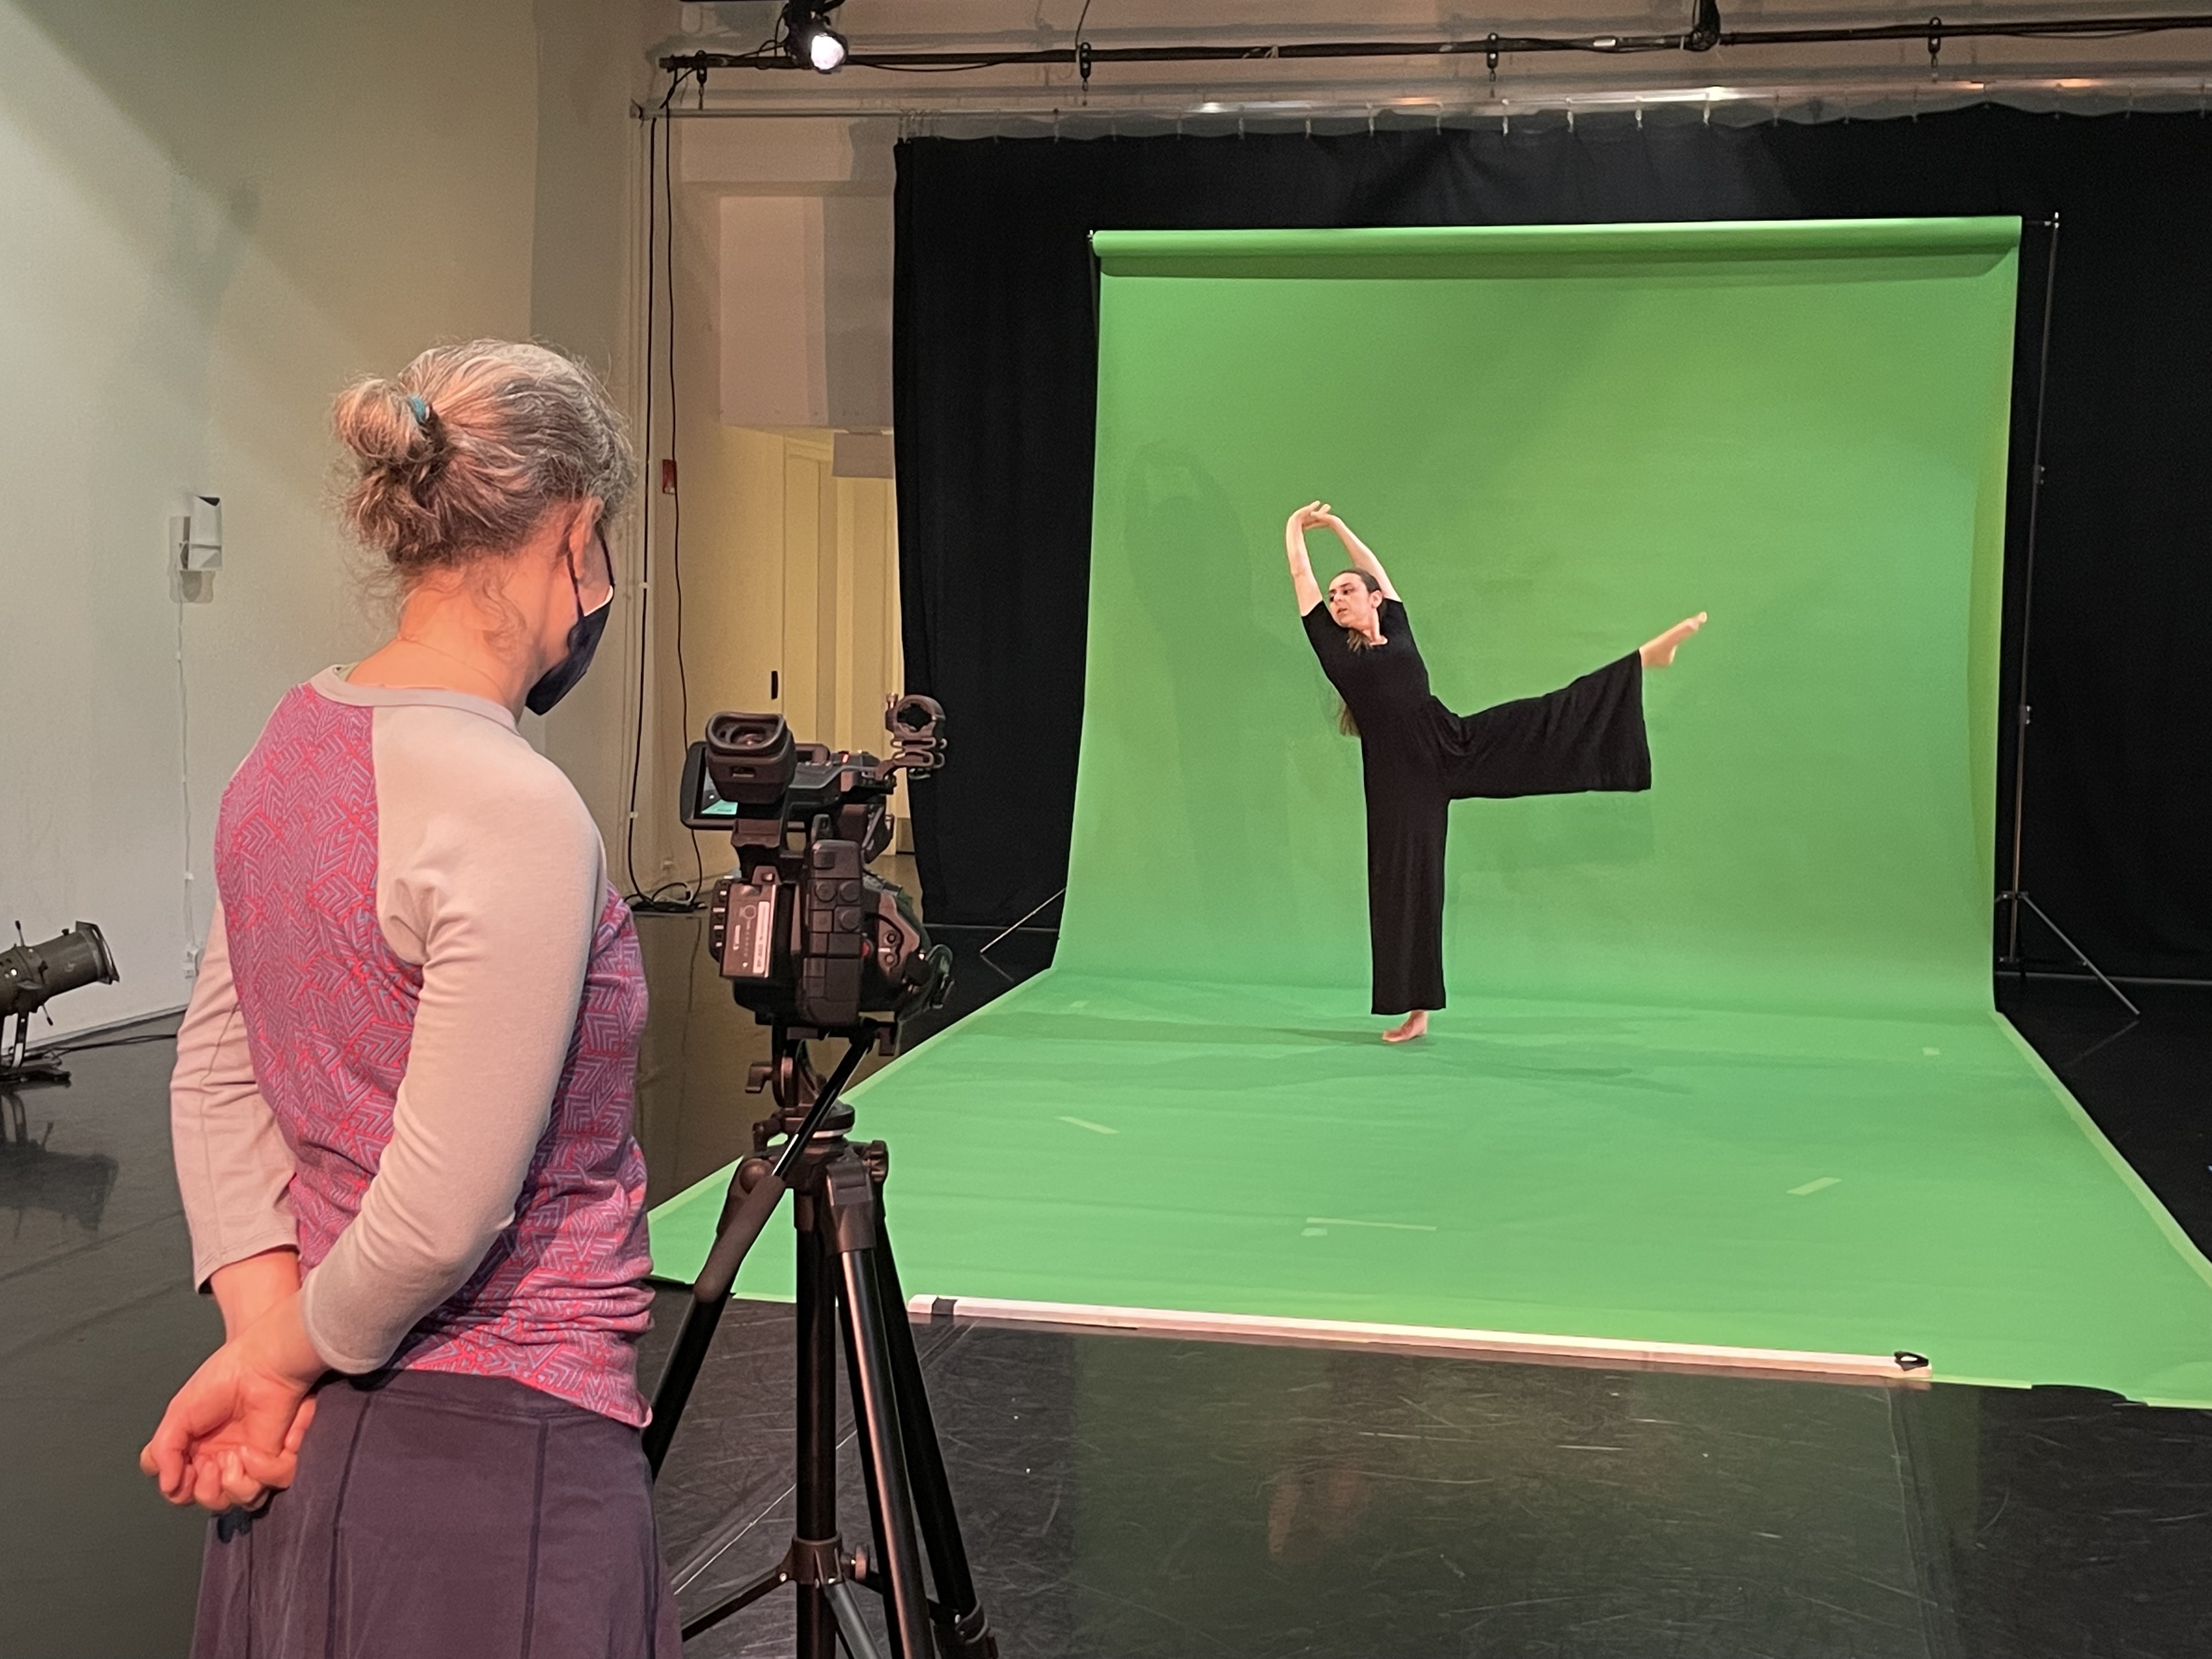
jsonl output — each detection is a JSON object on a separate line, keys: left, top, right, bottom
{"left": 1996, "top": 212, "right": 2140, "bottom": 1019}
{"left": 978, "top": 886, "right": 1065, "bottom": 958}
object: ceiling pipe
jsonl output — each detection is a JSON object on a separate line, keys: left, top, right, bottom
{"left": 662, "top": 12, "right": 2212, "bottom": 77}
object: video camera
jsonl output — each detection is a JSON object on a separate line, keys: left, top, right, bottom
{"left": 679, "top": 694, "right": 951, "bottom": 1047}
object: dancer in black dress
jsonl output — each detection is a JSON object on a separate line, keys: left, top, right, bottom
{"left": 1286, "top": 501, "right": 1706, "bottom": 1042}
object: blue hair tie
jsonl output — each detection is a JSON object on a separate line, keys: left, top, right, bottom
{"left": 405, "top": 394, "right": 431, "bottom": 426}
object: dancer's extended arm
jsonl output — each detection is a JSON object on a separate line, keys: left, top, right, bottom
{"left": 1284, "top": 501, "right": 1325, "bottom": 614}
{"left": 1314, "top": 508, "right": 1400, "bottom": 600}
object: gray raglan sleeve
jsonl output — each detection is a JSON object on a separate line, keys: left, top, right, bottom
{"left": 171, "top": 901, "right": 300, "bottom": 1291}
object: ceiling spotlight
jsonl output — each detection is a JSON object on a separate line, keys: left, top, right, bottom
{"left": 783, "top": 0, "right": 848, "bottom": 73}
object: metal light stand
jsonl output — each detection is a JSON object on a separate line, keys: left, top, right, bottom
{"left": 642, "top": 1022, "right": 997, "bottom": 1659}
{"left": 1, "top": 1011, "right": 71, "bottom": 1088}
{"left": 1997, "top": 212, "right": 2139, "bottom": 1019}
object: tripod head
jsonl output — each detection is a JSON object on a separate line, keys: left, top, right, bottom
{"left": 744, "top": 1019, "right": 887, "bottom": 1151}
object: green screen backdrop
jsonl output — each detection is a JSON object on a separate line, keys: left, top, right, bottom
{"left": 653, "top": 220, "right": 2212, "bottom": 1407}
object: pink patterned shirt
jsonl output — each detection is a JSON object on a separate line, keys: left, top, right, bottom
{"left": 171, "top": 672, "right": 654, "bottom": 1424}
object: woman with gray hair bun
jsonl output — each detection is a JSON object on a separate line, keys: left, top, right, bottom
{"left": 142, "top": 341, "right": 679, "bottom": 1656}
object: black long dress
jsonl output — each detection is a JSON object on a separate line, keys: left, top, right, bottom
{"left": 1302, "top": 597, "right": 1651, "bottom": 1014}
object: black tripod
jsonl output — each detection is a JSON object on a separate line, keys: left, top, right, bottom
{"left": 642, "top": 1022, "right": 996, "bottom": 1659}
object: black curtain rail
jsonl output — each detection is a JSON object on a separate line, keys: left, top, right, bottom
{"left": 661, "top": 13, "right": 2212, "bottom": 76}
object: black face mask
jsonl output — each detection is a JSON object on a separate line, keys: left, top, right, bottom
{"left": 524, "top": 531, "right": 613, "bottom": 716}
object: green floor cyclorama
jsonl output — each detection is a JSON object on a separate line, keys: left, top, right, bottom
{"left": 652, "top": 219, "right": 2212, "bottom": 1409}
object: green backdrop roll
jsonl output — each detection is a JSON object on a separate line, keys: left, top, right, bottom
{"left": 650, "top": 219, "right": 2212, "bottom": 1406}
{"left": 1066, "top": 219, "right": 2011, "bottom": 1019}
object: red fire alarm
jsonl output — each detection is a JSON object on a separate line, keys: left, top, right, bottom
{"left": 660, "top": 458, "right": 678, "bottom": 495}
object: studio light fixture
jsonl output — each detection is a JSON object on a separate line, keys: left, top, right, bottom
{"left": 783, "top": 0, "right": 847, "bottom": 73}
{"left": 0, "top": 921, "right": 119, "bottom": 1086}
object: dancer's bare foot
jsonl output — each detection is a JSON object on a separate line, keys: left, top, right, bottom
{"left": 1639, "top": 612, "right": 1708, "bottom": 669}
{"left": 1383, "top": 1010, "right": 1429, "bottom": 1043}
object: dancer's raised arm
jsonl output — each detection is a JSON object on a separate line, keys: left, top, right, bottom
{"left": 1313, "top": 507, "right": 1400, "bottom": 600}
{"left": 1284, "top": 500, "right": 1326, "bottom": 614}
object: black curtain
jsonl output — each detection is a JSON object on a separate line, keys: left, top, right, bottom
{"left": 893, "top": 105, "right": 2212, "bottom": 979}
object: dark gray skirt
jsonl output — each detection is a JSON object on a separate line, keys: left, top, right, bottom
{"left": 193, "top": 1369, "right": 680, "bottom": 1659}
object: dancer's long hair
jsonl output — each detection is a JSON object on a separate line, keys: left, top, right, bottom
{"left": 1335, "top": 569, "right": 1381, "bottom": 736}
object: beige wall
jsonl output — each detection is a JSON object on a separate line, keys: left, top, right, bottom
{"left": 0, "top": 0, "right": 658, "bottom": 1032}
{"left": 620, "top": 111, "right": 909, "bottom": 899}
{"left": 641, "top": 417, "right": 906, "bottom": 893}
{"left": 533, "top": 0, "right": 666, "bottom": 883}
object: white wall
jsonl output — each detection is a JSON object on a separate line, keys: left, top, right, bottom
{"left": 0, "top": 0, "right": 656, "bottom": 1035}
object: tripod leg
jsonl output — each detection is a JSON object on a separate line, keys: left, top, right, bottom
{"left": 838, "top": 1310, "right": 894, "bottom": 1607}
{"left": 823, "top": 1159, "right": 933, "bottom": 1659}
{"left": 796, "top": 1204, "right": 842, "bottom": 1659}
{"left": 872, "top": 1220, "right": 996, "bottom": 1656}
{"left": 825, "top": 1580, "right": 887, "bottom": 1659}
{"left": 645, "top": 1033, "right": 871, "bottom": 1475}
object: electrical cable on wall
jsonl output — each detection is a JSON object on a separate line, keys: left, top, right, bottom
{"left": 174, "top": 580, "right": 199, "bottom": 979}
{"left": 621, "top": 88, "right": 662, "bottom": 907}
{"left": 624, "top": 70, "right": 707, "bottom": 915}
{"left": 666, "top": 75, "right": 707, "bottom": 906}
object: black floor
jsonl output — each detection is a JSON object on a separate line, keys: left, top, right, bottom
{"left": 4, "top": 958, "right": 2209, "bottom": 1656}
{"left": 646, "top": 1301, "right": 2212, "bottom": 1659}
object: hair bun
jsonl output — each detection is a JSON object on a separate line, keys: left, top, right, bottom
{"left": 332, "top": 377, "right": 437, "bottom": 470}
{"left": 334, "top": 340, "right": 632, "bottom": 579}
